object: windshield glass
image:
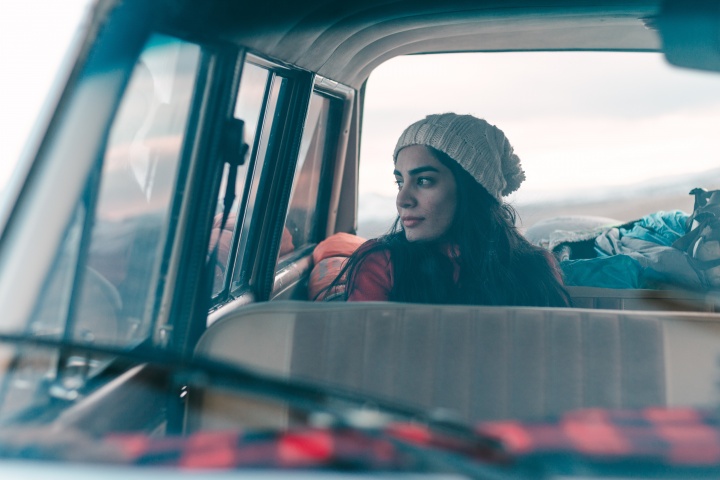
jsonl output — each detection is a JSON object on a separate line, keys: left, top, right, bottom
{"left": 0, "top": 0, "right": 91, "bottom": 215}
{"left": 0, "top": 34, "right": 202, "bottom": 422}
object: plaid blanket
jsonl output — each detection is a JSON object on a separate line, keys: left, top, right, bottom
{"left": 100, "top": 407, "right": 720, "bottom": 472}
{"left": 477, "top": 407, "right": 720, "bottom": 466}
{"left": 108, "top": 423, "right": 499, "bottom": 470}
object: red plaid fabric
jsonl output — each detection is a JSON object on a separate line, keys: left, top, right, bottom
{"left": 104, "top": 407, "right": 720, "bottom": 471}
{"left": 476, "top": 407, "right": 720, "bottom": 466}
{"left": 108, "top": 426, "right": 477, "bottom": 470}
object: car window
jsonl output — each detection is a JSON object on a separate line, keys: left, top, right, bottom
{"left": 210, "top": 61, "right": 270, "bottom": 297}
{"left": 0, "top": 34, "right": 202, "bottom": 418}
{"left": 77, "top": 35, "right": 201, "bottom": 345}
{"left": 207, "top": 57, "right": 294, "bottom": 303}
{"left": 224, "top": 71, "right": 294, "bottom": 295}
{"left": 358, "top": 51, "right": 720, "bottom": 238}
{"left": 277, "top": 91, "right": 336, "bottom": 262}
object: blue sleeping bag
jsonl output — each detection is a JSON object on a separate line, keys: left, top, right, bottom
{"left": 559, "top": 210, "right": 702, "bottom": 289}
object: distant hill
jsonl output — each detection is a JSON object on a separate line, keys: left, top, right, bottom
{"left": 358, "top": 167, "right": 720, "bottom": 238}
{"left": 515, "top": 167, "right": 720, "bottom": 229}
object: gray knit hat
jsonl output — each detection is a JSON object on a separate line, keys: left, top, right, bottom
{"left": 393, "top": 113, "right": 525, "bottom": 201}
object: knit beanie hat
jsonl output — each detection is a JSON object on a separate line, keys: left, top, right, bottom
{"left": 393, "top": 113, "right": 526, "bottom": 201}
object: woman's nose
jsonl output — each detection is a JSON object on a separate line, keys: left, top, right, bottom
{"left": 396, "top": 185, "right": 416, "bottom": 209}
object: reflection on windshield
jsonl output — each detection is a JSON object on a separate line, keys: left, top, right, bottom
{"left": 80, "top": 36, "right": 200, "bottom": 345}
{"left": 0, "top": 35, "right": 201, "bottom": 420}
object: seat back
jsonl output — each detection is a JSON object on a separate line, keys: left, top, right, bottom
{"left": 187, "top": 302, "right": 720, "bottom": 431}
{"left": 567, "top": 286, "right": 718, "bottom": 312}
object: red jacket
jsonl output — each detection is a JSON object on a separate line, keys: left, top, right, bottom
{"left": 346, "top": 240, "right": 462, "bottom": 302}
{"left": 346, "top": 244, "right": 393, "bottom": 301}
{"left": 346, "top": 240, "right": 565, "bottom": 303}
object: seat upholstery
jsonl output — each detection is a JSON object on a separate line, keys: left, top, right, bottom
{"left": 567, "top": 286, "right": 718, "bottom": 312}
{"left": 288, "top": 305, "right": 665, "bottom": 420}
{"left": 188, "top": 302, "right": 717, "bottom": 431}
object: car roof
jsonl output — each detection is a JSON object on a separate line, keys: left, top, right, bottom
{"left": 170, "top": 0, "right": 662, "bottom": 88}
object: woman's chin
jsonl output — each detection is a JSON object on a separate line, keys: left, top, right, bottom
{"left": 404, "top": 230, "right": 441, "bottom": 243}
{"left": 403, "top": 228, "right": 421, "bottom": 242}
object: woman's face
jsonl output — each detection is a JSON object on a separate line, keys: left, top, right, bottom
{"left": 394, "top": 145, "right": 457, "bottom": 242}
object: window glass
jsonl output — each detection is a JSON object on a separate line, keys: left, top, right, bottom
{"left": 231, "top": 74, "right": 289, "bottom": 290}
{"left": 80, "top": 36, "right": 200, "bottom": 346}
{"left": 34, "top": 34, "right": 201, "bottom": 347}
{"left": 278, "top": 93, "right": 332, "bottom": 260}
{"left": 0, "top": 206, "right": 85, "bottom": 419}
{"left": 210, "top": 62, "right": 269, "bottom": 296}
{"left": 0, "top": 34, "right": 200, "bottom": 419}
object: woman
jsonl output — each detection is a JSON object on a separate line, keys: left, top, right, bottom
{"left": 330, "top": 113, "right": 570, "bottom": 307}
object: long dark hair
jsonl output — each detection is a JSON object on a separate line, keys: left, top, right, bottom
{"left": 335, "top": 148, "right": 571, "bottom": 307}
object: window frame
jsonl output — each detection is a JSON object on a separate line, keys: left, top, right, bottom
{"left": 270, "top": 78, "right": 355, "bottom": 299}
{"left": 202, "top": 53, "right": 315, "bottom": 308}
{"left": 208, "top": 58, "right": 273, "bottom": 302}
{"left": 275, "top": 89, "right": 344, "bottom": 267}
{"left": 198, "top": 54, "right": 358, "bottom": 311}
{"left": 233, "top": 57, "right": 314, "bottom": 302}
{"left": 155, "top": 40, "right": 245, "bottom": 355}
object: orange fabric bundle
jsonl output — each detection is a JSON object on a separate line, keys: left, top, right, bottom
{"left": 309, "top": 233, "right": 366, "bottom": 300}
{"left": 312, "top": 232, "right": 366, "bottom": 264}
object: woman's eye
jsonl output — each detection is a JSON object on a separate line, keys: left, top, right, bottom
{"left": 394, "top": 179, "right": 404, "bottom": 189}
{"left": 417, "top": 177, "right": 433, "bottom": 186}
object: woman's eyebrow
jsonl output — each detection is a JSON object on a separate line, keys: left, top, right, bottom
{"left": 393, "top": 166, "right": 440, "bottom": 177}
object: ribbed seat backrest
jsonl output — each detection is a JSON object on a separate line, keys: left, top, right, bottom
{"left": 566, "top": 286, "right": 718, "bottom": 312}
{"left": 193, "top": 302, "right": 666, "bottom": 430}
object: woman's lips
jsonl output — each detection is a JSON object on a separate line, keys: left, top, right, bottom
{"left": 401, "top": 216, "right": 423, "bottom": 228}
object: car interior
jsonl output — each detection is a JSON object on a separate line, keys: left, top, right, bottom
{"left": 1, "top": 0, "right": 720, "bottom": 447}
